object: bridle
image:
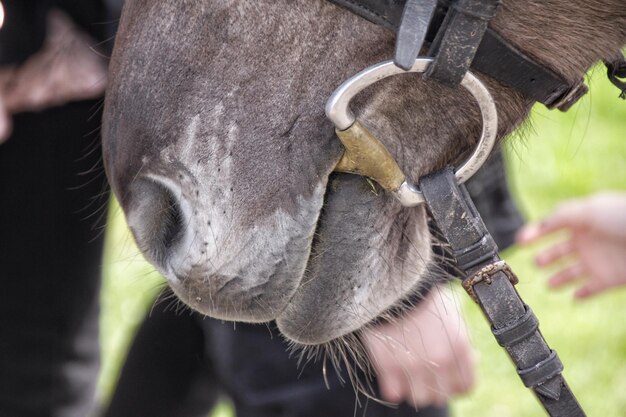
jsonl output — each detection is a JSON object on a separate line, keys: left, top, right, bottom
{"left": 326, "top": 58, "right": 498, "bottom": 207}
{"left": 324, "top": 1, "right": 625, "bottom": 416}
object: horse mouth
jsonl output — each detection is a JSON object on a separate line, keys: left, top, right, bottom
{"left": 275, "top": 173, "right": 432, "bottom": 345}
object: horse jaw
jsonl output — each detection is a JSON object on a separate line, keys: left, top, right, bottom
{"left": 276, "top": 174, "right": 432, "bottom": 344}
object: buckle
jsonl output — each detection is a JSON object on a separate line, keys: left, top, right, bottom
{"left": 547, "top": 81, "right": 588, "bottom": 112}
{"left": 462, "top": 260, "right": 518, "bottom": 302}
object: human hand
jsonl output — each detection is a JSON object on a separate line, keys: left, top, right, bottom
{"left": 0, "top": 10, "right": 107, "bottom": 143}
{"left": 516, "top": 192, "right": 626, "bottom": 299}
{"left": 362, "top": 288, "right": 476, "bottom": 408}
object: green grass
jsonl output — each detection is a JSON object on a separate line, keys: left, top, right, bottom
{"left": 99, "top": 65, "right": 626, "bottom": 416}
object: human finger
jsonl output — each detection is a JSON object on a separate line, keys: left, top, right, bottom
{"left": 516, "top": 222, "right": 546, "bottom": 245}
{"left": 0, "top": 99, "right": 12, "bottom": 144}
{"left": 405, "top": 368, "right": 447, "bottom": 408}
{"left": 406, "top": 343, "right": 471, "bottom": 406}
{"left": 517, "top": 201, "right": 589, "bottom": 244}
{"left": 448, "top": 343, "right": 476, "bottom": 395}
{"left": 574, "top": 279, "right": 618, "bottom": 299}
{"left": 516, "top": 220, "right": 568, "bottom": 245}
{"left": 547, "top": 263, "right": 586, "bottom": 289}
{"left": 540, "top": 201, "right": 591, "bottom": 233}
{"left": 377, "top": 371, "right": 405, "bottom": 404}
{"left": 535, "top": 239, "right": 576, "bottom": 267}
{"left": 364, "top": 332, "right": 406, "bottom": 404}
{"left": 370, "top": 337, "right": 446, "bottom": 407}
{"left": 373, "top": 346, "right": 435, "bottom": 406}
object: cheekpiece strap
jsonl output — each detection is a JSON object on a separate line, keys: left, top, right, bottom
{"left": 425, "top": 0, "right": 500, "bottom": 86}
{"left": 419, "top": 168, "right": 586, "bottom": 417}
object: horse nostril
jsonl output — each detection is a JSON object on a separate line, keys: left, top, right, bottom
{"left": 159, "top": 191, "right": 185, "bottom": 251}
{"left": 126, "top": 178, "right": 188, "bottom": 269}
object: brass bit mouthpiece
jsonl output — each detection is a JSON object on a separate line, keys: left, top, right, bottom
{"left": 334, "top": 121, "right": 405, "bottom": 192}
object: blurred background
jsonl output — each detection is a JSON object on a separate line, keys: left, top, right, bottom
{"left": 99, "top": 66, "right": 626, "bottom": 417}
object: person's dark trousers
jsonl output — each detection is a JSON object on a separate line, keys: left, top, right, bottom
{"left": 104, "top": 298, "right": 448, "bottom": 417}
{"left": 207, "top": 320, "right": 448, "bottom": 417}
{"left": 103, "top": 300, "right": 221, "bottom": 417}
{"left": 0, "top": 100, "right": 107, "bottom": 417}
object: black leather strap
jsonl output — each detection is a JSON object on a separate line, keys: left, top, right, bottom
{"left": 394, "top": 0, "right": 438, "bottom": 70}
{"left": 419, "top": 168, "right": 586, "bottom": 417}
{"left": 328, "top": 0, "right": 586, "bottom": 110}
{"left": 425, "top": 0, "right": 500, "bottom": 86}
{"left": 519, "top": 350, "right": 564, "bottom": 389}
{"left": 471, "top": 30, "right": 589, "bottom": 110}
{"left": 329, "top": 0, "right": 407, "bottom": 30}
{"left": 605, "top": 51, "right": 626, "bottom": 99}
{"left": 492, "top": 304, "right": 540, "bottom": 347}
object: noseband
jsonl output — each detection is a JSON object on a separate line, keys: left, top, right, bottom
{"left": 324, "top": 1, "right": 625, "bottom": 415}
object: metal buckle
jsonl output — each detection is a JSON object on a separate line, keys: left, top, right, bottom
{"left": 462, "top": 260, "right": 519, "bottom": 303}
{"left": 547, "top": 81, "right": 589, "bottom": 112}
{"left": 325, "top": 58, "right": 498, "bottom": 207}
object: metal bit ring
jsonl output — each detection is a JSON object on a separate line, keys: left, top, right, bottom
{"left": 325, "top": 58, "right": 498, "bottom": 207}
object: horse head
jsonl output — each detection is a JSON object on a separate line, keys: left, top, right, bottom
{"left": 103, "top": 0, "right": 625, "bottom": 345}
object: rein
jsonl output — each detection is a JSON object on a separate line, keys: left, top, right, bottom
{"left": 323, "top": 0, "right": 625, "bottom": 415}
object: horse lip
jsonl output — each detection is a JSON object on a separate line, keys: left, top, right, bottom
{"left": 169, "top": 271, "right": 295, "bottom": 323}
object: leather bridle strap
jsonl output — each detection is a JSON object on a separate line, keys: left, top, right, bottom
{"left": 605, "top": 52, "right": 626, "bottom": 99}
{"left": 328, "top": 0, "right": 587, "bottom": 111}
{"left": 419, "top": 167, "right": 586, "bottom": 417}
{"left": 424, "top": 0, "right": 500, "bottom": 86}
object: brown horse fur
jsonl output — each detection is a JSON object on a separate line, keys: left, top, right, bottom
{"left": 103, "top": 0, "right": 626, "bottom": 355}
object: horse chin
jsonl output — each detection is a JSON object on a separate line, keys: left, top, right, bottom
{"left": 275, "top": 174, "right": 433, "bottom": 345}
